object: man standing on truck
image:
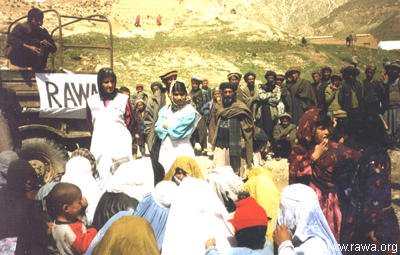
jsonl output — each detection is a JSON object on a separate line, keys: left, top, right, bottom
{"left": 5, "top": 8, "right": 57, "bottom": 71}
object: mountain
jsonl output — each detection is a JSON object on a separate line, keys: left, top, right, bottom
{"left": 312, "top": 0, "right": 400, "bottom": 40}
{"left": 220, "top": 0, "right": 349, "bottom": 34}
{"left": 0, "top": 0, "right": 350, "bottom": 38}
{"left": 1, "top": 0, "right": 398, "bottom": 41}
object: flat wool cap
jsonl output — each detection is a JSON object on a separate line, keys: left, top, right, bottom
{"left": 160, "top": 70, "right": 178, "bottom": 81}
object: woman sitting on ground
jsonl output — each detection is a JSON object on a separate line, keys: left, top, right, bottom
{"left": 164, "top": 156, "right": 204, "bottom": 185}
{"left": 273, "top": 184, "right": 340, "bottom": 255}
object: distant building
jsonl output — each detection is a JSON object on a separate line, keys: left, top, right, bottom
{"left": 378, "top": 41, "right": 400, "bottom": 50}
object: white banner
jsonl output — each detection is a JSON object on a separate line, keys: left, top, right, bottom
{"left": 36, "top": 73, "right": 98, "bottom": 119}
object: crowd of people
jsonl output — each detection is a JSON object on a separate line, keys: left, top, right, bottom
{"left": 1, "top": 59, "right": 400, "bottom": 254}
{"left": 1, "top": 7, "right": 400, "bottom": 255}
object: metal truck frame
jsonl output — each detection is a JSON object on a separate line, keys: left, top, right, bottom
{"left": 0, "top": 9, "right": 113, "bottom": 183}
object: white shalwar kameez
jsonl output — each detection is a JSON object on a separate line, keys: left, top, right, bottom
{"left": 87, "top": 92, "right": 132, "bottom": 185}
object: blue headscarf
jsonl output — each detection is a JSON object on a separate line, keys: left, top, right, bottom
{"left": 133, "top": 181, "right": 177, "bottom": 250}
{"left": 276, "top": 184, "right": 341, "bottom": 254}
{"left": 84, "top": 181, "right": 177, "bottom": 254}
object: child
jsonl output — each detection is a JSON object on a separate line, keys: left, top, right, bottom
{"left": 46, "top": 183, "right": 97, "bottom": 255}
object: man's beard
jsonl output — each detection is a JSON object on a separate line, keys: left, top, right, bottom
{"left": 322, "top": 76, "right": 330, "bottom": 81}
{"left": 247, "top": 82, "right": 255, "bottom": 89}
{"left": 222, "top": 94, "right": 236, "bottom": 107}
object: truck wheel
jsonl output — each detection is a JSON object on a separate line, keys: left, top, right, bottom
{"left": 20, "top": 138, "right": 68, "bottom": 184}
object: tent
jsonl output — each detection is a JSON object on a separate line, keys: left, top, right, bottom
{"left": 378, "top": 41, "right": 400, "bottom": 50}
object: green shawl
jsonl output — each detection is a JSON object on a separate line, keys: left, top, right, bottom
{"left": 213, "top": 100, "right": 254, "bottom": 167}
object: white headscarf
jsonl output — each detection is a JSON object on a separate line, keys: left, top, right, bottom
{"left": 276, "top": 184, "right": 340, "bottom": 254}
{"left": 169, "top": 80, "right": 192, "bottom": 112}
{"left": 0, "top": 150, "right": 19, "bottom": 189}
{"left": 162, "top": 177, "right": 236, "bottom": 255}
{"left": 206, "top": 166, "right": 243, "bottom": 212}
{"left": 152, "top": 180, "right": 178, "bottom": 209}
{"left": 61, "top": 156, "right": 102, "bottom": 224}
{"left": 103, "top": 157, "right": 154, "bottom": 202}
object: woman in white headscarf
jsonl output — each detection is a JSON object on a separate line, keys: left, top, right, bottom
{"left": 162, "top": 177, "right": 236, "bottom": 255}
{"left": 85, "top": 180, "right": 178, "bottom": 255}
{"left": 273, "top": 184, "right": 341, "bottom": 255}
{"left": 61, "top": 156, "right": 102, "bottom": 224}
{"left": 155, "top": 80, "right": 201, "bottom": 173}
{"left": 102, "top": 157, "right": 154, "bottom": 202}
{"left": 205, "top": 166, "right": 243, "bottom": 213}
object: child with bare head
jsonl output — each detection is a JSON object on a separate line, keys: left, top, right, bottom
{"left": 47, "top": 183, "right": 97, "bottom": 255}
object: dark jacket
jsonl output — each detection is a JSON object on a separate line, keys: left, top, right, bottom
{"left": 287, "top": 78, "right": 317, "bottom": 124}
{"left": 362, "top": 79, "right": 385, "bottom": 115}
{"left": 6, "top": 22, "right": 56, "bottom": 70}
{"left": 338, "top": 79, "right": 362, "bottom": 113}
{"left": 144, "top": 90, "right": 165, "bottom": 151}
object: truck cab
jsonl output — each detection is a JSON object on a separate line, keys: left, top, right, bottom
{"left": 0, "top": 10, "right": 113, "bottom": 183}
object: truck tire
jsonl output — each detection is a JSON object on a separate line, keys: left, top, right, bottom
{"left": 20, "top": 138, "right": 68, "bottom": 184}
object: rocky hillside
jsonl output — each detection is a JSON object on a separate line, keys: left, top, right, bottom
{"left": 218, "top": 0, "right": 349, "bottom": 35}
{"left": 1, "top": 0, "right": 349, "bottom": 38}
{"left": 2, "top": 0, "right": 398, "bottom": 40}
{"left": 312, "top": 0, "right": 400, "bottom": 40}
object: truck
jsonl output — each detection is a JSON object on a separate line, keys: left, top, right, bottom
{"left": 0, "top": 9, "right": 113, "bottom": 183}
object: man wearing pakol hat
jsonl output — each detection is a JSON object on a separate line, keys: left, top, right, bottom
{"left": 190, "top": 76, "right": 208, "bottom": 154}
{"left": 325, "top": 73, "right": 343, "bottom": 119}
{"left": 338, "top": 65, "right": 362, "bottom": 117}
{"left": 212, "top": 82, "right": 253, "bottom": 177}
{"left": 272, "top": 113, "right": 297, "bottom": 158}
{"left": 383, "top": 60, "right": 400, "bottom": 142}
{"left": 227, "top": 72, "right": 242, "bottom": 91}
{"left": 237, "top": 72, "right": 267, "bottom": 165}
{"left": 255, "top": 71, "right": 281, "bottom": 158}
{"left": 237, "top": 72, "right": 259, "bottom": 107}
{"left": 286, "top": 67, "right": 317, "bottom": 125}
{"left": 144, "top": 71, "right": 177, "bottom": 152}
{"left": 205, "top": 196, "right": 273, "bottom": 254}
{"left": 362, "top": 65, "right": 385, "bottom": 116}
{"left": 276, "top": 74, "right": 285, "bottom": 87}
